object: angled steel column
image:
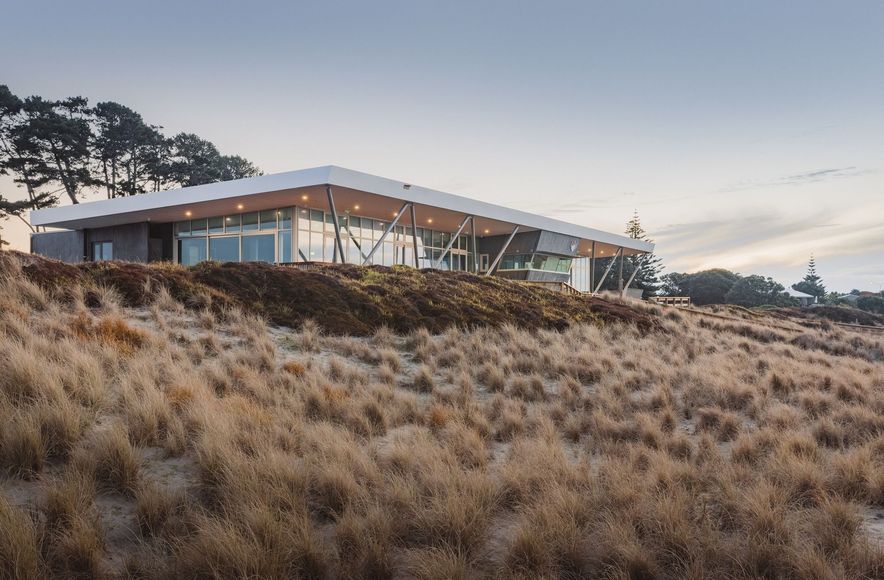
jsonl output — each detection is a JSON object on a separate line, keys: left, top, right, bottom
{"left": 409, "top": 204, "right": 419, "bottom": 268}
{"left": 363, "top": 202, "right": 410, "bottom": 265}
{"left": 593, "top": 246, "right": 623, "bottom": 294}
{"left": 326, "top": 186, "right": 346, "bottom": 264}
{"left": 621, "top": 254, "right": 645, "bottom": 298}
{"left": 433, "top": 215, "right": 472, "bottom": 269}
{"left": 589, "top": 241, "right": 596, "bottom": 294}
{"left": 485, "top": 225, "right": 519, "bottom": 276}
{"left": 618, "top": 247, "right": 625, "bottom": 292}
{"left": 470, "top": 218, "right": 477, "bottom": 273}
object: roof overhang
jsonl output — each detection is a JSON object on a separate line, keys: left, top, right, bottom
{"left": 30, "top": 165, "right": 653, "bottom": 256}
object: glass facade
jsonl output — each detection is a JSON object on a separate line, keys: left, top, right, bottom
{"left": 174, "top": 206, "right": 474, "bottom": 270}
{"left": 498, "top": 253, "right": 573, "bottom": 273}
{"left": 209, "top": 237, "right": 239, "bottom": 262}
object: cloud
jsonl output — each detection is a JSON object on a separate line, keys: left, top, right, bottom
{"left": 721, "top": 166, "right": 865, "bottom": 193}
{"left": 656, "top": 209, "right": 884, "bottom": 275}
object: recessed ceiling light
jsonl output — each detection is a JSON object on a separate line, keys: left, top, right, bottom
{"left": 353, "top": 205, "right": 360, "bottom": 210}
{"left": 301, "top": 195, "right": 308, "bottom": 201}
{"left": 484, "top": 229, "right": 490, "bottom": 234}
{"left": 393, "top": 211, "right": 398, "bottom": 216}
{"left": 185, "top": 211, "right": 192, "bottom": 217}
{"left": 427, "top": 218, "right": 433, "bottom": 224}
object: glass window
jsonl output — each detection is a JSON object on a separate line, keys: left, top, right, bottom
{"left": 297, "top": 234, "right": 309, "bottom": 262}
{"left": 92, "top": 241, "right": 113, "bottom": 261}
{"left": 225, "top": 214, "right": 241, "bottom": 233}
{"left": 260, "top": 210, "right": 277, "bottom": 230}
{"left": 208, "top": 216, "right": 224, "bottom": 234}
{"left": 174, "top": 221, "right": 190, "bottom": 237}
{"left": 209, "top": 237, "right": 239, "bottom": 262}
{"left": 191, "top": 218, "right": 207, "bottom": 236}
{"left": 241, "top": 234, "right": 275, "bottom": 263}
{"left": 431, "top": 230, "right": 443, "bottom": 248}
{"left": 310, "top": 210, "right": 324, "bottom": 231}
{"left": 324, "top": 235, "right": 338, "bottom": 263}
{"left": 309, "top": 232, "right": 323, "bottom": 261}
{"left": 278, "top": 230, "right": 292, "bottom": 263}
{"left": 297, "top": 208, "right": 310, "bottom": 230}
{"left": 278, "top": 208, "right": 292, "bottom": 230}
{"left": 179, "top": 238, "right": 207, "bottom": 266}
{"left": 348, "top": 238, "right": 362, "bottom": 264}
{"left": 242, "top": 212, "right": 259, "bottom": 231}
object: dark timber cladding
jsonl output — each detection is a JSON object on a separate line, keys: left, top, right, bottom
{"left": 28, "top": 166, "right": 653, "bottom": 293}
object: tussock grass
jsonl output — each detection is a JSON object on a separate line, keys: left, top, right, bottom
{"left": 0, "top": 254, "right": 882, "bottom": 577}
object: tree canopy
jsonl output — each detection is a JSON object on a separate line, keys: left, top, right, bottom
{"left": 0, "top": 85, "right": 262, "bottom": 240}
{"left": 792, "top": 255, "right": 826, "bottom": 299}
{"left": 662, "top": 268, "right": 742, "bottom": 306}
{"left": 724, "top": 275, "right": 791, "bottom": 307}
{"left": 594, "top": 211, "right": 663, "bottom": 297}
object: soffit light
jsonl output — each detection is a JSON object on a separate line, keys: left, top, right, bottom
{"left": 354, "top": 205, "right": 360, "bottom": 210}
{"left": 427, "top": 218, "right": 433, "bottom": 224}
{"left": 301, "top": 195, "right": 308, "bottom": 201}
{"left": 185, "top": 211, "right": 192, "bottom": 217}
{"left": 237, "top": 204, "right": 244, "bottom": 210}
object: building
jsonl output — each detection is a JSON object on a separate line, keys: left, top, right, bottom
{"left": 29, "top": 166, "right": 652, "bottom": 292}
{"left": 784, "top": 289, "right": 817, "bottom": 307}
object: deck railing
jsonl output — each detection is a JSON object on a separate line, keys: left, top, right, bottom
{"left": 650, "top": 296, "right": 692, "bottom": 306}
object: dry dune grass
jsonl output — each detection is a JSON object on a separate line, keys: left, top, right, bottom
{"left": 0, "top": 255, "right": 882, "bottom": 578}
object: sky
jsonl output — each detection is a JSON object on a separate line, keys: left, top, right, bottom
{"left": 2, "top": 0, "right": 883, "bottom": 292}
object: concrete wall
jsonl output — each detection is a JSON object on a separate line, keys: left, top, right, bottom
{"left": 85, "top": 222, "right": 150, "bottom": 262}
{"left": 31, "top": 230, "right": 86, "bottom": 263}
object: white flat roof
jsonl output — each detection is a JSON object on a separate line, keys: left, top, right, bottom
{"left": 30, "top": 165, "right": 653, "bottom": 253}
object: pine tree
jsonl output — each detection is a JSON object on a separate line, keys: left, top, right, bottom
{"left": 623, "top": 210, "right": 663, "bottom": 297}
{"left": 792, "top": 255, "right": 826, "bottom": 300}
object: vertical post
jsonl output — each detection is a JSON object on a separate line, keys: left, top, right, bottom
{"left": 326, "top": 186, "right": 346, "bottom": 264}
{"left": 410, "top": 203, "right": 419, "bottom": 268}
{"left": 471, "top": 218, "right": 477, "bottom": 273}
{"left": 485, "top": 225, "right": 520, "bottom": 276}
{"left": 363, "top": 202, "right": 410, "bottom": 265}
{"left": 618, "top": 247, "right": 624, "bottom": 293}
{"left": 589, "top": 241, "right": 596, "bottom": 294}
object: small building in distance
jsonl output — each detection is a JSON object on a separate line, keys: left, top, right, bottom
{"left": 785, "top": 288, "right": 817, "bottom": 307}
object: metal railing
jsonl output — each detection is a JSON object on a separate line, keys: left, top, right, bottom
{"left": 650, "top": 296, "right": 692, "bottom": 306}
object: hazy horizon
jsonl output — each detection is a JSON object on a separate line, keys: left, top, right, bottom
{"left": 2, "top": 0, "right": 882, "bottom": 292}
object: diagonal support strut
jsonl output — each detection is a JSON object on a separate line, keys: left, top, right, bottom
{"left": 593, "top": 246, "right": 623, "bottom": 294}
{"left": 363, "top": 202, "right": 411, "bottom": 265}
{"left": 485, "top": 225, "right": 520, "bottom": 276}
